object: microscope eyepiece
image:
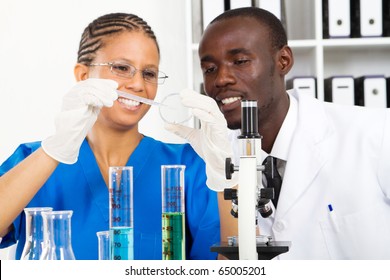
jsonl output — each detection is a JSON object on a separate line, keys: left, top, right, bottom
{"left": 239, "top": 100, "right": 261, "bottom": 139}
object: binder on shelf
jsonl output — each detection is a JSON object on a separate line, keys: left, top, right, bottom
{"left": 322, "top": 0, "right": 351, "bottom": 38}
{"left": 228, "top": 0, "right": 252, "bottom": 10}
{"left": 324, "top": 76, "right": 354, "bottom": 105}
{"left": 387, "top": 77, "right": 390, "bottom": 108}
{"left": 354, "top": 75, "right": 387, "bottom": 108}
{"left": 384, "top": 0, "right": 390, "bottom": 37}
{"left": 286, "top": 76, "right": 317, "bottom": 99}
{"left": 351, "top": 0, "right": 383, "bottom": 37}
{"left": 254, "top": 0, "right": 286, "bottom": 30}
{"left": 202, "top": 0, "right": 225, "bottom": 31}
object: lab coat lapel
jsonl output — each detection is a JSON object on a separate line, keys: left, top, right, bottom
{"left": 275, "top": 92, "right": 333, "bottom": 219}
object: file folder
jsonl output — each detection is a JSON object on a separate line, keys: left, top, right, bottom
{"left": 351, "top": 0, "right": 383, "bottom": 37}
{"left": 354, "top": 75, "right": 387, "bottom": 108}
{"left": 202, "top": 0, "right": 225, "bottom": 30}
{"left": 286, "top": 76, "right": 317, "bottom": 98}
{"left": 324, "top": 76, "right": 354, "bottom": 105}
{"left": 323, "top": 0, "right": 351, "bottom": 38}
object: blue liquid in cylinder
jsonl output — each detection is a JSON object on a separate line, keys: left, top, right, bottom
{"left": 110, "top": 227, "right": 133, "bottom": 260}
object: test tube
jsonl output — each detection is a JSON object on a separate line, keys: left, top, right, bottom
{"left": 109, "top": 166, "right": 133, "bottom": 260}
{"left": 161, "top": 165, "right": 186, "bottom": 260}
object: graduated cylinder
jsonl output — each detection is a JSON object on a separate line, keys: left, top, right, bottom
{"left": 109, "top": 166, "right": 134, "bottom": 260}
{"left": 161, "top": 165, "right": 186, "bottom": 260}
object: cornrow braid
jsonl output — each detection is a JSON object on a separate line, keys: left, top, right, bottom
{"left": 77, "top": 13, "right": 159, "bottom": 65}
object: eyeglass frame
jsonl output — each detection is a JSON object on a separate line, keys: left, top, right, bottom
{"left": 88, "top": 61, "right": 169, "bottom": 85}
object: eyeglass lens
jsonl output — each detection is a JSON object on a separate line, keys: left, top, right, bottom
{"left": 111, "top": 62, "right": 166, "bottom": 84}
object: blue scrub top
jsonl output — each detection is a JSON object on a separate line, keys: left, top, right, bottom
{"left": 0, "top": 136, "right": 220, "bottom": 260}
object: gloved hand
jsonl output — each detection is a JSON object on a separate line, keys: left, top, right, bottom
{"left": 41, "top": 78, "right": 118, "bottom": 164}
{"left": 165, "top": 89, "right": 238, "bottom": 191}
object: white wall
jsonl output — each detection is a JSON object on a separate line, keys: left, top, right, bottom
{"left": 0, "top": 0, "right": 190, "bottom": 163}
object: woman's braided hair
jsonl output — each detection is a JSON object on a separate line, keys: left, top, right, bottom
{"left": 77, "top": 13, "right": 159, "bottom": 64}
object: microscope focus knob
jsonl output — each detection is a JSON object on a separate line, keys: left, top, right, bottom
{"left": 224, "top": 188, "right": 237, "bottom": 200}
{"left": 260, "top": 187, "right": 274, "bottom": 200}
{"left": 225, "top": 158, "right": 234, "bottom": 179}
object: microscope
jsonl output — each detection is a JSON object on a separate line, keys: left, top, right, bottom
{"left": 211, "top": 100, "right": 290, "bottom": 260}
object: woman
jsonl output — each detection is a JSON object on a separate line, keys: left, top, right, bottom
{"left": 0, "top": 13, "right": 219, "bottom": 260}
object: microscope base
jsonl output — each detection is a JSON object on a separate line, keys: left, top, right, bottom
{"left": 210, "top": 241, "right": 290, "bottom": 260}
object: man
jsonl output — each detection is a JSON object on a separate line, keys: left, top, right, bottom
{"left": 166, "top": 7, "right": 390, "bottom": 259}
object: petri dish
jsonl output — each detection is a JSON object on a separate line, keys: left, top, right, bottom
{"left": 158, "top": 93, "right": 193, "bottom": 124}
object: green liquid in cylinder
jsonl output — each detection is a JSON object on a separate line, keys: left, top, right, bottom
{"left": 162, "top": 212, "right": 185, "bottom": 260}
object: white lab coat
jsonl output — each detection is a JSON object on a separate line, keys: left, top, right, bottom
{"left": 234, "top": 90, "right": 390, "bottom": 259}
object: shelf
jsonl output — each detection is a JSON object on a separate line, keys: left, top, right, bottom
{"left": 193, "top": 38, "right": 390, "bottom": 50}
{"left": 188, "top": 0, "right": 390, "bottom": 102}
{"left": 289, "top": 37, "right": 390, "bottom": 49}
{"left": 322, "top": 37, "right": 390, "bottom": 49}
{"left": 288, "top": 39, "right": 317, "bottom": 48}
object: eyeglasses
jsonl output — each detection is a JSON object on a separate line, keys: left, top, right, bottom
{"left": 88, "top": 61, "right": 168, "bottom": 85}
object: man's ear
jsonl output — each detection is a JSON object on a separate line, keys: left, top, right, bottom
{"left": 74, "top": 63, "right": 89, "bottom": 82}
{"left": 277, "top": 46, "right": 294, "bottom": 75}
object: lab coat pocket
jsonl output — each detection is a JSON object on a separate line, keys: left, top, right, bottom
{"left": 320, "top": 204, "right": 390, "bottom": 259}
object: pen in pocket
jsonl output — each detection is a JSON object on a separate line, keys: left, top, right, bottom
{"left": 328, "top": 204, "right": 339, "bottom": 232}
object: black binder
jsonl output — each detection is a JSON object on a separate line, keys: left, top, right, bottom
{"left": 286, "top": 76, "right": 317, "bottom": 98}
{"left": 351, "top": 0, "right": 383, "bottom": 37}
{"left": 324, "top": 76, "right": 355, "bottom": 105}
{"left": 323, "top": 0, "right": 351, "bottom": 38}
{"left": 351, "top": 0, "right": 361, "bottom": 37}
{"left": 384, "top": 0, "right": 390, "bottom": 37}
{"left": 387, "top": 77, "right": 390, "bottom": 107}
{"left": 354, "top": 75, "right": 387, "bottom": 108}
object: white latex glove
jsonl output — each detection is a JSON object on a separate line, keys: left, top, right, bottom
{"left": 165, "top": 89, "right": 238, "bottom": 191}
{"left": 41, "top": 78, "right": 118, "bottom": 164}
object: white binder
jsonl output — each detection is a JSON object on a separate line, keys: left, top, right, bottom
{"left": 202, "top": 0, "right": 225, "bottom": 30}
{"left": 255, "top": 0, "right": 282, "bottom": 20}
{"left": 355, "top": 76, "right": 387, "bottom": 108}
{"left": 324, "top": 76, "right": 354, "bottom": 105}
{"left": 287, "top": 76, "right": 317, "bottom": 98}
{"left": 327, "top": 0, "right": 351, "bottom": 38}
{"left": 360, "top": 0, "right": 383, "bottom": 37}
{"left": 230, "top": 0, "right": 252, "bottom": 9}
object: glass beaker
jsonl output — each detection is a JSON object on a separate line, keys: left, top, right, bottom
{"left": 109, "top": 166, "right": 133, "bottom": 260}
{"left": 40, "top": 210, "right": 76, "bottom": 260}
{"left": 20, "top": 207, "right": 53, "bottom": 260}
{"left": 161, "top": 165, "right": 186, "bottom": 260}
{"left": 96, "top": 230, "right": 110, "bottom": 260}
